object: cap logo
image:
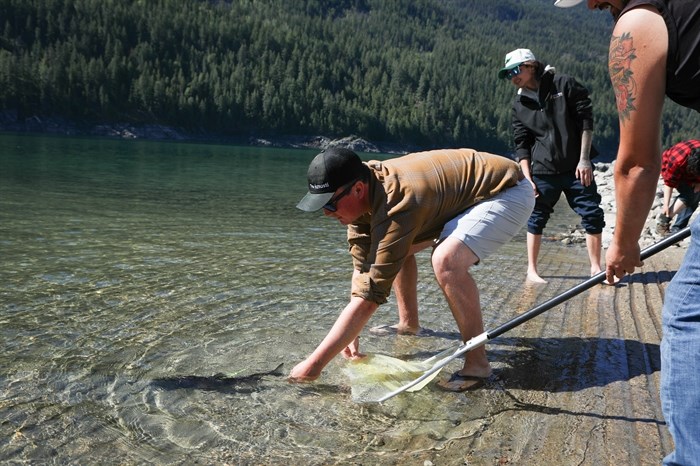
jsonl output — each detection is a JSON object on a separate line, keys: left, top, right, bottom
{"left": 309, "top": 182, "right": 330, "bottom": 189}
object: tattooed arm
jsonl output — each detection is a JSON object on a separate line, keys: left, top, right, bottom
{"left": 605, "top": 6, "right": 667, "bottom": 283}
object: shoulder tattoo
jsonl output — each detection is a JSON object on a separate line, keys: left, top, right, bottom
{"left": 609, "top": 32, "right": 637, "bottom": 123}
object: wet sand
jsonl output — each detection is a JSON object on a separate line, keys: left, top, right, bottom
{"left": 396, "top": 242, "right": 687, "bottom": 466}
{"left": 317, "top": 169, "right": 692, "bottom": 466}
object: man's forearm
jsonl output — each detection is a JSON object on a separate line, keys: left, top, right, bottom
{"left": 519, "top": 158, "right": 533, "bottom": 179}
{"left": 579, "top": 129, "right": 593, "bottom": 163}
{"left": 663, "top": 184, "right": 673, "bottom": 211}
{"left": 613, "top": 163, "right": 660, "bottom": 242}
{"left": 306, "top": 296, "right": 377, "bottom": 370}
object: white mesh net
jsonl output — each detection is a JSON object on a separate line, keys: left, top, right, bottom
{"left": 341, "top": 345, "right": 459, "bottom": 403}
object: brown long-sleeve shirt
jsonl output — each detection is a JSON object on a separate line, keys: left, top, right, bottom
{"left": 348, "top": 148, "right": 522, "bottom": 304}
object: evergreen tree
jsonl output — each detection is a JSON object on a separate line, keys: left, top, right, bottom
{"left": 0, "top": 0, "right": 698, "bottom": 154}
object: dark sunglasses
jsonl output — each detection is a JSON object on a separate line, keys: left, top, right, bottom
{"left": 505, "top": 64, "right": 531, "bottom": 80}
{"left": 323, "top": 181, "right": 356, "bottom": 212}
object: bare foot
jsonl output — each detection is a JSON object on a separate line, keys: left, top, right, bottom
{"left": 526, "top": 271, "right": 547, "bottom": 284}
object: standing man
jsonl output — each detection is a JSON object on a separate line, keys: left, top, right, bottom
{"left": 289, "top": 147, "right": 534, "bottom": 391}
{"left": 555, "top": 1, "right": 700, "bottom": 464}
{"left": 499, "top": 48, "right": 605, "bottom": 283}
{"left": 656, "top": 140, "right": 700, "bottom": 235}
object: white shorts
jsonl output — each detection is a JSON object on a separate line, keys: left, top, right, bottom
{"left": 438, "top": 179, "right": 534, "bottom": 263}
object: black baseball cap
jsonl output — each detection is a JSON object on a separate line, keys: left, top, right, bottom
{"left": 296, "top": 147, "right": 367, "bottom": 212}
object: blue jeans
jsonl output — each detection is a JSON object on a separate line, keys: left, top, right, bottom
{"left": 662, "top": 215, "right": 700, "bottom": 465}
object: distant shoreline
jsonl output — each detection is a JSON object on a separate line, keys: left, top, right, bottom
{"left": 2, "top": 122, "right": 692, "bottom": 251}
{"left": 0, "top": 112, "right": 416, "bottom": 155}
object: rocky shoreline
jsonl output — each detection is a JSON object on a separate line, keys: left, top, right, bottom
{"left": 559, "top": 161, "right": 696, "bottom": 250}
{"left": 0, "top": 111, "right": 412, "bottom": 155}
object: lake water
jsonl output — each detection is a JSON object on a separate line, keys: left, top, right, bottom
{"left": 1, "top": 133, "right": 590, "bottom": 464}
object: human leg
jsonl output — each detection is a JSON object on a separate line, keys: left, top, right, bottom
{"left": 585, "top": 232, "right": 603, "bottom": 276}
{"left": 433, "top": 179, "right": 534, "bottom": 390}
{"left": 526, "top": 232, "right": 547, "bottom": 283}
{"left": 670, "top": 202, "right": 691, "bottom": 233}
{"left": 670, "top": 184, "right": 698, "bottom": 232}
{"left": 661, "top": 216, "right": 700, "bottom": 465}
{"left": 431, "top": 237, "right": 491, "bottom": 385}
{"left": 370, "top": 241, "right": 433, "bottom": 336}
{"left": 564, "top": 174, "right": 605, "bottom": 272}
{"left": 392, "top": 253, "right": 420, "bottom": 332}
{"left": 526, "top": 175, "right": 559, "bottom": 282}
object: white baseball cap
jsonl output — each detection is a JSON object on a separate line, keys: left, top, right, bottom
{"left": 554, "top": 0, "right": 585, "bottom": 7}
{"left": 498, "top": 48, "right": 537, "bottom": 79}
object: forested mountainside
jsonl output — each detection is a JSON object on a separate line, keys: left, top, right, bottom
{"left": 1, "top": 0, "right": 698, "bottom": 154}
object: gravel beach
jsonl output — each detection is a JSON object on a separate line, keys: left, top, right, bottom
{"left": 558, "top": 162, "right": 697, "bottom": 250}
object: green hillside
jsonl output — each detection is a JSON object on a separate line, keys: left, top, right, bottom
{"left": 1, "top": 0, "right": 698, "bottom": 155}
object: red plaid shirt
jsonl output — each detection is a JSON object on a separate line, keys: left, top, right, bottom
{"left": 661, "top": 139, "right": 700, "bottom": 188}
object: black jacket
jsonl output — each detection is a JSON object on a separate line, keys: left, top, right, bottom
{"left": 512, "top": 70, "right": 597, "bottom": 175}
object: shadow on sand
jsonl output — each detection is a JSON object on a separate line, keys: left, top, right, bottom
{"left": 380, "top": 335, "right": 659, "bottom": 394}
{"left": 491, "top": 336, "right": 660, "bottom": 392}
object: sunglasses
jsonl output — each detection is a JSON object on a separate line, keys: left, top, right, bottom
{"left": 322, "top": 181, "right": 356, "bottom": 212}
{"left": 505, "top": 64, "right": 531, "bottom": 80}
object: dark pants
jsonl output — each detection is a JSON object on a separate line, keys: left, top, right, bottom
{"left": 527, "top": 172, "right": 605, "bottom": 235}
{"left": 671, "top": 183, "right": 700, "bottom": 233}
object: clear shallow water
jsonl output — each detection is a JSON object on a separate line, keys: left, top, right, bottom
{"left": 0, "top": 133, "right": 589, "bottom": 464}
